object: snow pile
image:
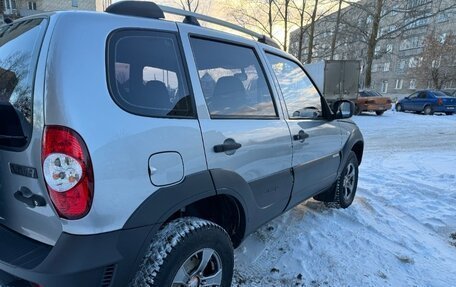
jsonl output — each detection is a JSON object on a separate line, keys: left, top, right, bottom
{"left": 234, "top": 111, "right": 456, "bottom": 287}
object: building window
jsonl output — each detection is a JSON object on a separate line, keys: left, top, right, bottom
{"left": 395, "top": 79, "right": 403, "bottom": 89}
{"left": 399, "top": 60, "right": 406, "bottom": 70}
{"left": 28, "top": 1, "right": 37, "bottom": 10}
{"left": 384, "top": 62, "right": 390, "bottom": 72}
{"left": 6, "top": 0, "right": 17, "bottom": 9}
{"left": 410, "top": 79, "right": 417, "bottom": 89}
{"left": 374, "top": 46, "right": 381, "bottom": 56}
{"left": 386, "top": 44, "right": 393, "bottom": 53}
{"left": 409, "top": 57, "right": 418, "bottom": 68}
{"left": 72, "top": 0, "right": 78, "bottom": 7}
{"left": 372, "top": 64, "right": 378, "bottom": 72}
{"left": 381, "top": 81, "right": 388, "bottom": 93}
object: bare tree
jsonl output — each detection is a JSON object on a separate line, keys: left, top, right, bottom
{"left": 227, "top": 0, "right": 280, "bottom": 42}
{"left": 306, "top": 0, "right": 319, "bottom": 64}
{"left": 329, "top": 0, "right": 343, "bottom": 60}
{"left": 177, "top": 0, "right": 200, "bottom": 12}
{"left": 342, "top": 0, "right": 456, "bottom": 88}
{"left": 411, "top": 33, "right": 456, "bottom": 89}
{"left": 290, "top": 0, "right": 307, "bottom": 61}
{"left": 274, "top": 0, "right": 292, "bottom": 51}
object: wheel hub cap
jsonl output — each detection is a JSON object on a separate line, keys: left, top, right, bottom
{"left": 188, "top": 276, "right": 200, "bottom": 287}
{"left": 172, "top": 248, "right": 223, "bottom": 287}
{"left": 343, "top": 163, "right": 356, "bottom": 199}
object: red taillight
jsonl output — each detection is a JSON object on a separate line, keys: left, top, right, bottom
{"left": 42, "top": 126, "right": 94, "bottom": 220}
{"left": 437, "top": 98, "right": 443, "bottom": 105}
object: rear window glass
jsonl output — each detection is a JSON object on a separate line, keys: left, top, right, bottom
{"left": 107, "top": 30, "right": 194, "bottom": 118}
{"left": 434, "top": 91, "right": 450, "bottom": 98}
{"left": 0, "top": 18, "right": 47, "bottom": 148}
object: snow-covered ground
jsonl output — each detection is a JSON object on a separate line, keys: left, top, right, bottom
{"left": 233, "top": 111, "right": 456, "bottom": 287}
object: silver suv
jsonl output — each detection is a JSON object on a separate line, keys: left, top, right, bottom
{"left": 0, "top": 2, "right": 363, "bottom": 286}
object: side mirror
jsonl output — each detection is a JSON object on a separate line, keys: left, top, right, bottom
{"left": 333, "top": 100, "right": 355, "bottom": 119}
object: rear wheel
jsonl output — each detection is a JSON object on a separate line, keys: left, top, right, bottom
{"left": 375, "top": 110, "right": 385, "bottom": 116}
{"left": 314, "top": 151, "right": 359, "bottom": 209}
{"left": 130, "top": 217, "right": 234, "bottom": 287}
{"left": 445, "top": 112, "right": 454, "bottom": 115}
{"left": 423, "top": 105, "right": 434, "bottom": 115}
{"left": 396, "top": 103, "right": 403, "bottom": 112}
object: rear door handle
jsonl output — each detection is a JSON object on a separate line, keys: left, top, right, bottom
{"left": 293, "top": 130, "right": 309, "bottom": 142}
{"left": 214, "top": 138, "right": 242, "bottom": 153}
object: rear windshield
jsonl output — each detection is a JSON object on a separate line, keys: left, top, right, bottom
{"left": 433, "top": 91, "right": 451, "bottom": 98}
{"left": 0, "top": 18, "right": 47, "bottom": 149}
{"left": 360, "top": 91, "right": 381, "bottom": 97}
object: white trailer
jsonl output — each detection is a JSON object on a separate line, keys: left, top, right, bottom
{"left": 304, "top": 60, "right": 360, "bottom": 104}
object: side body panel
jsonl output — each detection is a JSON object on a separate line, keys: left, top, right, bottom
{"left": 177, "top": 23, "right": 294, "bottom": 231}
{"left": 259, "top": 48, "right": 342, "bottom": 207}
{"left": 44, "top": 13, "right": 207, "bottom": 235}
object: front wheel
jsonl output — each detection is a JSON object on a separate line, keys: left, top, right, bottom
{"left": 315, "top": 151, "right": 359, "bottom": 209}
{"left": 396, "top": 103, "right": 403, "bottom": 112}
{"left": 130, "top": 217, "right": 234, "bottom": 287}
{"left": 375, "top": 110, "right": 385, "bottom": 116}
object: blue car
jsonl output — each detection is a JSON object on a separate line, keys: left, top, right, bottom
{"left": 396, "top": 90, "right": 456, "bottom": 115}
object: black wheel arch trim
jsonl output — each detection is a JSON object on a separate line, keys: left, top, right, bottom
{"left": 339, "top": 128, "right": 364, "bottom": 177}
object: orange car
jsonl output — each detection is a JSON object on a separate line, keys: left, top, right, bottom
{"left": 355, "top": 90, "right": 392, "bottom": 116}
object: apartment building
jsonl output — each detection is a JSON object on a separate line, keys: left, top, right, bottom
{"left": 2, "top": 0, "right": 111, "bottom": 17}
{"left": 289, "top": 0, "right": 456, "bottom": 95}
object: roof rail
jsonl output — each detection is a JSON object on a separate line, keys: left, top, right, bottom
{"left": 105, "top": 1, "right": 281, "bottom": 49}
{"left": 158, "top": 4, "right": 281, "bottom": 49}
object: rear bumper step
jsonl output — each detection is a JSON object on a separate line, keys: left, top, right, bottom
{"left": 0, "top": 224, "right": 155, "bottom": 287}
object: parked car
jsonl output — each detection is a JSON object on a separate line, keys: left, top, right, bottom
{"left": 396, "top": 90, "right": 456, "bottom": 115}
{"left": 0, "top": 2, "right": 364, "bottom": 287}
{"left": 355, "top": 90, "right": 392, "bottom": 116}
{"left": 442, "top": 89, "right": 456, "bottom": 97}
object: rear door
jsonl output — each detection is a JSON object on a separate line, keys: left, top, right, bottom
{"left": 264, "top": 52, "right": 342, "bottom": 207}
{"left": 179, "top": 25, "right": 293, "bottom": 224}
{"left": 415, "top": 91, "right": 429, "bottom": 110}
{"left": 0, "top": 18, "right": 64, "bottom": 245}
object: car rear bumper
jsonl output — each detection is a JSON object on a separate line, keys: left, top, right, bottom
{"left": 0, "top": 224, "right": 156, "bottom": 287}
{"left": 359, "top": 103, "right": 392, "bottom": 111}
{"left": 434, "top": 106, "right": 456, "bottom": 112}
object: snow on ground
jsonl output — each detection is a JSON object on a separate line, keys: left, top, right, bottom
{"left": 233, "top": 111, "right": 456, "bottom": 287}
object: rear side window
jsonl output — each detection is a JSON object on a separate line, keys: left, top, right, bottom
{"left": 107, "top": 30, "right": 194, "bottom": 118}
{"left": 190, "top": 37, "right": 277, "bottom": 118}
{"left": 0, "top": 18, "right": 47, "bottom": 149}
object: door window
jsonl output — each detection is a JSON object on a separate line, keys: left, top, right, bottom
{"left": 107, "top": 30, "right": 194, "bottom": 118}
{"left": 190, "top": 37, "right": 277, "bottom": 118}
{"left": 266, "top": 53, "right": 322, "bottom": 119}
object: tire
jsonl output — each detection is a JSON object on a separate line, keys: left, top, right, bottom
{"left": 130, "top": 217, "right": 234, "bottom": 287}
{"left": 423, "top": 105, "right": 434, "bottom": 115}
{"left": 375, "top": 110, "right": 385, "bottom": 116}
{"left": 396, "top": 103, "right": 403, "bottom": 112}
{"left": 317, "top": 151, "right": 359, "bottom": 209}
{"left": 445, "top": 112, "right": 454, "bottom": 115}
